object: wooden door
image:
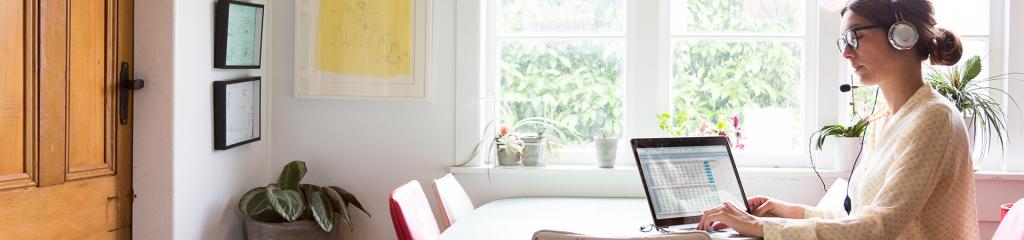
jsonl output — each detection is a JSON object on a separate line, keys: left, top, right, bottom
{"left": 0, "top": 0, "right": 135, "bottom": 238}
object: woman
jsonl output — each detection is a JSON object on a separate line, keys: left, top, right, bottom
{"left": 696, "top": 0, "right": 979, "bottom": 239}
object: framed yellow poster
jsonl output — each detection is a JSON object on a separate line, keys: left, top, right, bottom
{"left": 295, "top": 0, "right": 430, "bottom": 100}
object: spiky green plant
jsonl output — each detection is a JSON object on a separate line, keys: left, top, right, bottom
{"left": 926, "top": 55, "right": 1023, "bottom": 157}
{"left": 812, "top": 118, "right": 869, "bottom": 151}
{"left": 239, "top": 161, "right": 371, "bottom": 232}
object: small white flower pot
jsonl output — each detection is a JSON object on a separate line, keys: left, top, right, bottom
{"left": 594, "top": 137, "right": 619, "bottom": 168}
{"left": 833, "top": 137, "right": 863, "bottom": 171}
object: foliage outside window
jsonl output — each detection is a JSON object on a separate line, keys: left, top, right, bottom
{"left": 497, "top": 0, "right": 625, "bottom": 146}
{"left": 669, "top": 0, "right": 805, "bottom": 154}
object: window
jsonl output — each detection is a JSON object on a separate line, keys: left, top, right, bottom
{"left": 470, "top": 0, "right": 1008, "bottom": 168}
{"left": 487, "top": 0, "right": 812, "bottom": 166}
{"left": 669, "top": 0, "right": 806, "bottom": 156}
{"left": 851, "top": 1, "right": 993, "bottom": 115}
{"left": 493, "top": 0, "right": 626, "bottom": 147}
{"left": 848, "top": 0, "right": 1001, "bottom": 170}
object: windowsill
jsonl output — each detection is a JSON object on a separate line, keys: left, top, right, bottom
{"left": 450, "top": 165, "right": 851, "bottom": 178}
{"left": 450, "top": 165, "right": 1024, "bottom": 181}
{"left": 974, "top": 171, "right": 1024, "bottom": 181}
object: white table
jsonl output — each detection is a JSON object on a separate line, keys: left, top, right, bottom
{"left": 438, "top": 197, "right": 659, "bottom": 239}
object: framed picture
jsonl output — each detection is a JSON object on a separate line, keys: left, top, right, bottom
{"left": 215, "top": 0, "right": 264, "bottom": 69}
{"left": 294, "top": 0, "right": 430, "bottom": 101}
{"left": 214, "top": 77, "right": 261, "bottom": 150}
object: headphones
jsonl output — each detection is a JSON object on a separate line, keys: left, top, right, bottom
{"left": 887, "top": 0, "right": 919, "bottom": 50}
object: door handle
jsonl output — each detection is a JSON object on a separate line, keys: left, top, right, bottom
{"left": 119, "top": 62, "right": 144, "bottom": 124}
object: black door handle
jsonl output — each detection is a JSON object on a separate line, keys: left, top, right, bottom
{"left": 119, "top": 62, "right": 144, "bottom": 124}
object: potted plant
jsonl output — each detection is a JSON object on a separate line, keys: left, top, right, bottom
{"left": 812, "top": 119, "right": 869, "bottom": 171}
{"left": 594, "top": 129, "right": 619, "bottom": 168}
{"left": 926, "top": 55, "right": 1023, "bottom": 163}
{"left": 458, "top": 116, "right": 574, "bottom": 167}
{"left": 520, "top": 132, "right": 549, "bottom": 167}
{"left": 656, "top": 113, "right": 745, "bottom": 150}
{"left": 238, "top": 161, "right": 371, "bottom": 240}
{"left": 495, "top": 125, "right": 525, "bottom": 166}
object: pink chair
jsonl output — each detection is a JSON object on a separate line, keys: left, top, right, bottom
{"left": 390, "top": 180, "right": 441, "bottom": 240}
{"left": 432, "top": 173, "right": 475, "bottom": 229}
{"left": 992, "top": 197, "right": 1024, "bottom": 240}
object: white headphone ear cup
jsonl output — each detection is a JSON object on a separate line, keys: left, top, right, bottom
{"left": 888, "top": 21, "right": 918, "bottom": 50}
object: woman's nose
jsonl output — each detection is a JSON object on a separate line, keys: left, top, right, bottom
{"left": 842, "top": 45, "right": 855, "bottom": 59}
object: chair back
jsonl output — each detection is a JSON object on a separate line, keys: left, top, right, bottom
{"left": 992, "top": 197, "right": 1024, "bottom": 240}
{"left": 532, "top": 230, "right": 712, "bottom": 240}
{"left": 390, "top": 180, "right": 441, "bottom": 240}
{"left": 432, "top": 173, "right": 475, "bottom": 229}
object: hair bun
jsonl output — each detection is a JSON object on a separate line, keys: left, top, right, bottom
{"left": 929, "top": 27, "right": 963, "bottom": 66}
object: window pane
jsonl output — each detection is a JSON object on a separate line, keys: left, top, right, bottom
{"left": 932, "top": 0, "right": 988, "bottom": 36}
{"left": 852, "top": 40, "right": 988, "bottom": 126}
{"left": 499, "top": 39, "right": 625, "bottom": 145}
{"left": 671, "top": 40, "right": 803, "bottom": 153}
{"left": 670, "top": 0, "right": 804, "bottom": 34}
{"left": 499, "top": 0, "right": 625, "bottom": 34}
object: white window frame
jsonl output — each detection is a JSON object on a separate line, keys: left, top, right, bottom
{"left": 454, "top": 0, "right": 1021, "bottom": 172}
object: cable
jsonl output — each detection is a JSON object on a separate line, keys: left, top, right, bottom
{"left": 807, "top": 85, "right": 880, "bottom": 213}
{"left": 808, "top": 131, "right": 828, "bottom": 193}
{"left": 843, "top": 88, "right": 880, "bottom": 214}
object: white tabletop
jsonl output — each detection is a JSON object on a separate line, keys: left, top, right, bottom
{"left": 438, "top": 197, "right": 658, "bottom": 239}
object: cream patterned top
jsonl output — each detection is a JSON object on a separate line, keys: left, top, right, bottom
{"left": 761, "top": 85, "right": 979, "bottom": 239}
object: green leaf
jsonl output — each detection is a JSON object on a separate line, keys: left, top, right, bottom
{"left": 298, "top": 184, "right": 320, "bottom": 220}
{"left": 239, "top": 187, "right": 271, "bottom": 217}
{"left": 962, "top": 55, "right": 982, "bottom": 83}
{"left": 277, "top": 161, "right": 307, "bottom": 190}
{"left": 330, "top": 186, "right": 371, "bottom": 217}
{"left": 266, "top": 184, "right": 305, "bottom": 221}
{"left": 323, "top": 187, "right": 354, "bottom": 231}
{"left": 306, "top": 187, "right": 335, "bottom": 232}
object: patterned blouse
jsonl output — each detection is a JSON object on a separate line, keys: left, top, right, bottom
{"left": 760, "top": 85, "right": 980, "bottom": 239}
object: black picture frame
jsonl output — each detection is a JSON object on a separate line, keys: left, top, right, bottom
{"left": 214, "top": 0, "right": 264, "bottom": 69}
{"left": 214, "top": 77, "right": 261, "bottom": 150}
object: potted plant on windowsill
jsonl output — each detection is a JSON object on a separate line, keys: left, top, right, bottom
{"left": 656, "top": 112, "right": 745, "bottom": 150}
{"left": 457, "top": 116, "right": 574, "bottom": 167}
{"left": 238, "top": 161, "right": 370, "bottom": 240}
{"left": 520, "top": 131, "right": 549, "bottom": 167}
{"left": 495, "top": 125, "right": 525, "bottom": 166}
{"left": 926, "top": 55, "right": 1023, "bottom": 164}
{"left": 594, "top": 129, "right": 619, "bottom": 168}
{"left": 812, "top": 119, "right": 869, "bottom": 171}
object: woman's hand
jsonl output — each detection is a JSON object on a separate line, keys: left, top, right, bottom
{"left": 748, "top": 195, "right": 805, "bottom": 219}
{"left": 697, "top": 201, "right": 763, "bottom": 237}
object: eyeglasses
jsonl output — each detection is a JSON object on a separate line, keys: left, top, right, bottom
{"left": 836, "top": 25, "right": 886, "bottom": 54}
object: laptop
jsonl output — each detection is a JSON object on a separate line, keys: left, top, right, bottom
{"left": 631, "top": 136, "right": 753, "bottom": 235}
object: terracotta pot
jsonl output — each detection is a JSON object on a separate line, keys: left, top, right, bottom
{"left": 243, "top": 217, "right": 342, "bottom": 240}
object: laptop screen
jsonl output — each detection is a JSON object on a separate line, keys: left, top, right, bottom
{"left": 633, "top": 138, "right": 749, "bottom": 225}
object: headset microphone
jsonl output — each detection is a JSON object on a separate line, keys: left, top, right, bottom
{"left": 839, "top": 84, "right": 859, "bottom": 93}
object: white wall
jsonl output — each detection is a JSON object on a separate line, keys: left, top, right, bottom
{"left": 172, "top": 0, "right": 274, "bottom": 239}
{"left": 267, "top": 0, "right": 1024, "bottom": 239}
{"left": 130, "top": 0, "right": 1024, "bottom": 239}
{"left": 269, "top": 0, "right": 456, "bottom": 239}
{"left": 133, "top": 0, "right": 175, "bottom": 237}
{"left": 134, "top": 0, "right": 274, "bottom": 239}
